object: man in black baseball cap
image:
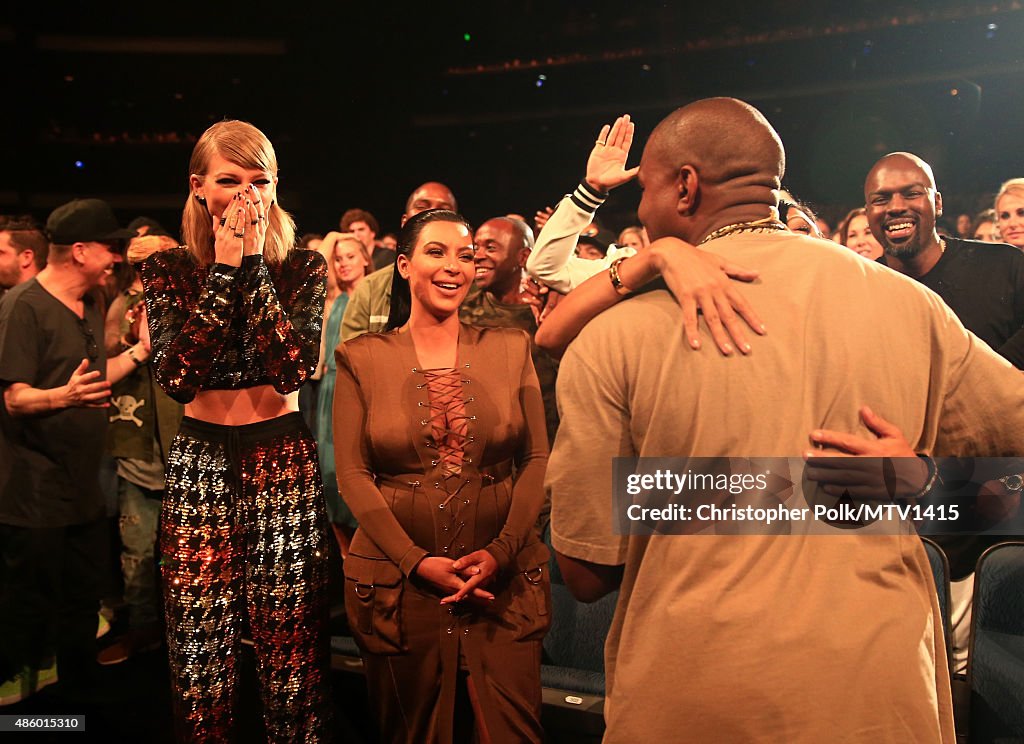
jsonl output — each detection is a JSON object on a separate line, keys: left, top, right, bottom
{"left": 43, "top": 198, "right": 135, "bottom": 296}
{"left": 0, "top": 197, "right": 147, "bottom": 703}
{"left": 45, "top": 198, "right": 135, "bottom": 245}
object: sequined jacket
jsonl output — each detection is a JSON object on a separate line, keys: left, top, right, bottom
{"left": 138, "top": 247, "right": 326, "bottom": 404}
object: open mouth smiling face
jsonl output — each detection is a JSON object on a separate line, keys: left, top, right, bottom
{"left": 865, "top": 158, "right": 941, "bottom": 258}
{"left": 398, "top": 219, "right": 476, "bottom": 319}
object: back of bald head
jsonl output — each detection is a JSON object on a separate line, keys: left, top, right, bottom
{"left": 647, "top": 98, "right": 785, "bottom": 190}
{"left": 865, "top": 152, "right": 937, "bottom": 191}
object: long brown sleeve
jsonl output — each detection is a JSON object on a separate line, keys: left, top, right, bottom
{"left": 333, "top": 342, "right": 429, "bottom": 577}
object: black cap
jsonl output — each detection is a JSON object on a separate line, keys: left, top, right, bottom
{"left": 45, "top": 199, "right": 135, "bottom": 244}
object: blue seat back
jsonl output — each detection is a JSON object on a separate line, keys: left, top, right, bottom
{"left": 922, "top": 537, "right": 951, "bottom": 645}
{"left": 542, "top": 530, "right": 618, "bottom": 677}
{"left": 969, "top": 541, "right": 1024, "bottom": 743}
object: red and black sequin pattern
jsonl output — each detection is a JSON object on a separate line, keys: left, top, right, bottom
{"left": 161, "top": 414, "right": 332, "bottom": 742}
{"left": 139, "top": 248, "right": 326, "bottom": 403}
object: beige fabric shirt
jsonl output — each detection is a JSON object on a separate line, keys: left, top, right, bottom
{"left": 550, "top": 231, "right": 1024, "bottom": 743}
{"left": 340, "top": 264, "right": 393, "bottom": 342}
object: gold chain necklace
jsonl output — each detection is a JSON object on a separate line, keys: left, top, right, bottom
{"left": 699, "top": 214, "right": 787, "bottom": 245}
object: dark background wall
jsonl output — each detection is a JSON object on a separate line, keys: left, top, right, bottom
{"left": 3, "top": 1, "right": 1022, "bottom": 236}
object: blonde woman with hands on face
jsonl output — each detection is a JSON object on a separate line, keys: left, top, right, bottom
{"left": 136, "top": 120, "right": 332, "bottom": 742}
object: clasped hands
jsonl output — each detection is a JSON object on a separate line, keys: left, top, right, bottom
{"left": 415, "top": 550, "right": 499, "bottom": 606}
{"left": 213, "top": 183, "right": 268, "bottom": 267}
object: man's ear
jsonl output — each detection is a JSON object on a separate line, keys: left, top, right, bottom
{"left": 517, "top": 246, "right": 531, "bottom": 269}
{"left": 677, "top": 165, "right": 699, "bottom": 216}
{"left": 18, "top": 250, "right": 34, "bottom": 271}
{"left": 934, "top": 190, "right": 943, "bottom": 219}
{"left": 71, "top": 242, "right": 88, "bottom": 264}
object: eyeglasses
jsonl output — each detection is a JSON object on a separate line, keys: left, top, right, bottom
{"left": 78, "top": 317, "right": 98, "bottom": 362}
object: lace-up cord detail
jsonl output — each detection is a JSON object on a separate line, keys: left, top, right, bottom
{"left": 421, "top": 369, "right": 471, "bottom": 479}
{"left": 419, "top": 368, "right": 473, "bottom": 562}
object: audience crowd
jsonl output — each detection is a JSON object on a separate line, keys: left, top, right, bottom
{"left": 0, "top": 99, "right": 1022, "bottom": 743}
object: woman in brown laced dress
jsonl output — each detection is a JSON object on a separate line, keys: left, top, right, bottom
{"left": 334, "top": 210, "right": 550, "bottom": 743}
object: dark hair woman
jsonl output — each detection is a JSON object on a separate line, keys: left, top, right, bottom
{"left": 335, "top": 209, "right": 551, "bottom": 743}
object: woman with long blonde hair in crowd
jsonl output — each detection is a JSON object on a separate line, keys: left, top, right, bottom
{"left": 314, "top": 232, "right": 369, "bottom": 557}
{"left": 136, "top": 120, "right": 331, "bottom": 741}
{"left": 995, "top": 178, "right": 1024, "bottom": 250}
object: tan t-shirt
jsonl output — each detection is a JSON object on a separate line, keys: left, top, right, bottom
{"left": 550, "top": 231, "right": 1024, "bottom": 743}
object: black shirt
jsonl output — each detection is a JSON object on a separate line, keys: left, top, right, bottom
{"left": 0, "top": 278, "right": 108, "bottom": 527}
{"left": 881, "top": 237, "right": 1024, "bottom": 367}
{"left": 882, "top": 238, "right": 1024, "bottom": 578}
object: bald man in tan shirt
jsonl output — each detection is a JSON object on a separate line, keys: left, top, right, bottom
{"left": 549, "top": 98, "right": 1024, "bottom": 743}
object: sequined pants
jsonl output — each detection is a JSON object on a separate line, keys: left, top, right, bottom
{"left": 162, "top": 413, "right": 331, "bottom": 742}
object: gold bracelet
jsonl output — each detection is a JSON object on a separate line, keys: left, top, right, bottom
{"left": 608, "top": 256, "right": 633, "bottom": 296}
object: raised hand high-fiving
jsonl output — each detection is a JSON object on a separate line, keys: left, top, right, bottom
{"left": 586, "top": 114, "right": 640, "bottom": 193}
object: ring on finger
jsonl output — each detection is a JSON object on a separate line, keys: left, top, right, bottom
{"left": 233, "top": 231, "right": 245, "bottom": 238}
{"left": 595, "top": 139, "right": 607, "bottom": 146}
{"left": 220, "top": 217, "right": 227, "bottom": 226}
{"left": 250, "top": 220, "right": 258, "bottom": 225}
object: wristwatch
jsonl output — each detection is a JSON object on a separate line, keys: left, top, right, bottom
{"left": 999, "top": 474, "right": 1024, "bottom": 492}
{"left": 126, "top": 345, "right": 145, "bottom": 367}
